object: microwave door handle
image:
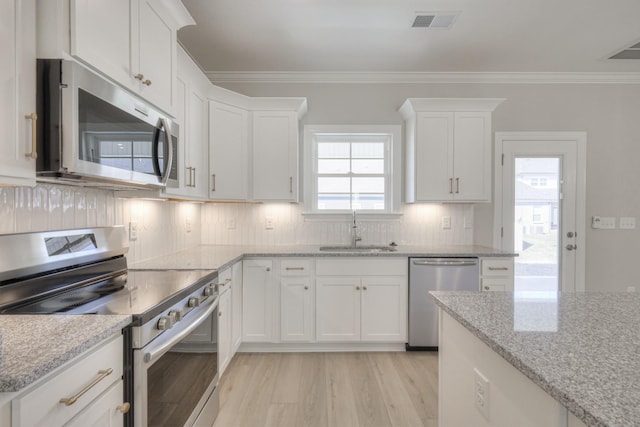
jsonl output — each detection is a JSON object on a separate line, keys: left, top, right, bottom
{"left": 159, "top": 118, "right": 173, "bottom": 185}
{"left": 151, "top": 125, "right": 162, "bottom": 178}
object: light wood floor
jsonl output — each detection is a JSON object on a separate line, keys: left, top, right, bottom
{"left": 212, "top": 352, "right": 438, "bottom": 427}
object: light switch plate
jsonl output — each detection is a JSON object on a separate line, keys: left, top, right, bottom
{"left": 129, "top": 221, "right": 138, "bottom": 241}
{"left": 265, "top": 217, "right": 274, "bottom": 230}
{"left": 442, "top": 216, "right": 451, "bottom": 229}
{"left": 592, "top": 216, "right": 616, "bottom": 229}
{"left": 620, "top": 217, "right": 636, "bottom": 229}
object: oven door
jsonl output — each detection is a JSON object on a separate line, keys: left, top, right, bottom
{"left": 133, "top": 296, "right": 219, "bottom": 427}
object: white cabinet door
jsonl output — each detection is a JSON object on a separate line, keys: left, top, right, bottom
{"left": 231, "top": 261, "right": 243, "bottom": 353}
{"left": 218, "top": 288, "right": 232, "bottom": 375}
{"left": 242, "top": 259, "right": 273, "bottom": 342}
{"left": 361, "top": 276, "right": 406, "bottom": 342}
{"left": 316, "top": 277, "right": 361, "bottom": 342}
{"left": 0, "top": 0, "right": 36, "bottom": 186}
{"left": 65, "top": 381, "right": 125, "bottom": 427}
{"left": 453, "top": 112, "right": 491, "bottom": 201}
{"left": 280, "top": 278, "right": 314, "bottom": 342}
{"left": 209, "top": 101, "right": 249, "bottom": 200}
{"left": 183, "top": 86, "right": 208, "bottom": 198}
{"left": 136, "top": 0, "right": 174, "bottom": 113}
{"left": 70, "top": 0, "right": 133, "bottom": 91}
{"left": 252, "top": 111, "right": 298, "bottom": 201}
{"left": 415, "top": 112, "right": 453, "bottom": 201}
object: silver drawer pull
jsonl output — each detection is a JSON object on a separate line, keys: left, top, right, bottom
{"left": 488, "top": 267, "right": 509, "bottom": 271}
{"left": 285, "top": 267, "right": 305, "bottom": 271}
{"left": 59, "top": 368, "right": 113, "bottom": 406}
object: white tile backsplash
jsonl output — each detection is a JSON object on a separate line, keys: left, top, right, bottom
{"left": 201, "top": 203, "right": 474, "bottom": 246}
{"left": 0, "top": 183, "right": 473, "bottom": 266}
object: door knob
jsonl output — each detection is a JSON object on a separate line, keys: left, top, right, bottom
{"left": 566, "top": 231, "right": 576, "bottom": 238}
{"left": 565, "top": 244, "right": 577, "bottom": 251}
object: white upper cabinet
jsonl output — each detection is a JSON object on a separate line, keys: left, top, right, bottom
{"left": 165, "top": 46, "right": 209, "bottom": 199}
{"left": 400, "top": 98, "right": 504, "bottom": 203}
{"left": 209, "top": 100, "right": 249, "bottom": 200}
{"left": 41, "top": 0, "right": 194, "bottom": 114}
{"left": 0, "top": 0, "right": 36, "bottom": 186}
{"left": 251, "top": 99, "right": 307, "bottom": 202}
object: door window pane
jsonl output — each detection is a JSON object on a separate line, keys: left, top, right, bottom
{"left": 514, "top": 157, "right": 560, "bottom": 297}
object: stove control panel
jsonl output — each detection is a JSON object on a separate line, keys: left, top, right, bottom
{"left": 157, "top": 316, "right": 174, "bottom": 330}
{"left": 168, "top": 309, "right": 183, "bottom": 322}
{"left": 188, "top": 296, "right": 201, "bottom": 308}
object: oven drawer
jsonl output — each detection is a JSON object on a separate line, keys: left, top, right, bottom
{"left": 12, "top": 335, "right": 123, "bottom": 427}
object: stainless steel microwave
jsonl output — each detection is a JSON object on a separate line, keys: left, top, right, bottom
{"left": 36, "top": 59, "right": 178, "bottom": 190}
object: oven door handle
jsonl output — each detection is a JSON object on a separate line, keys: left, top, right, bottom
{"left": 143, "top": 296, "right": 218, "bottom": 364}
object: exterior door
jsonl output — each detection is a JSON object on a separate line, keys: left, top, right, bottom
{"left": 495, "top": 133, "right": 586, "bottom": 293}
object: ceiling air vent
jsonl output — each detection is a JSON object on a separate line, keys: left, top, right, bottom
{"left": 412, "top": 12, "right": 458, "bottom": 29}
{"left": 608, "top": 41, "right": 640, "bottom": 60}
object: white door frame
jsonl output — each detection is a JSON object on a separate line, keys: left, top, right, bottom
{"left": 493, "top": 132, "right": 587, "bottom": 292}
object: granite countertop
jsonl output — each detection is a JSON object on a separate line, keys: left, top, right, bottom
{"left": 129, "top": 244, "right": 515, "bottom": 271}
{"left": 0, "top": 315, "right": 131, "bottom": 393}
{"left": 430, "top": 291, "right": 640, "bottom": 427}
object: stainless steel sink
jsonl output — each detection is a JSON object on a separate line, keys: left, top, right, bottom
{"left": 318, "top": 245, "right": 397, "bottom": 253}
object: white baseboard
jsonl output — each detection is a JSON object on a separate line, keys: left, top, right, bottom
{"left": 238, "top": 342, "right": 406, "bottom": 353}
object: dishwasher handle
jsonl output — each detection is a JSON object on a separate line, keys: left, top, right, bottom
{"left": 412, "top": 259, "right": 478, "bottom": 267}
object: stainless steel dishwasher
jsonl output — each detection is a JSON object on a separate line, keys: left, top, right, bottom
{"left": 408, "top": 257, "right": 479, "bottom": 350}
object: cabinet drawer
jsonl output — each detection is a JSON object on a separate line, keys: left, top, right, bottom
{"left": 481, "top": 258, "right": 513, "bottom": 276}
{"left": 481, "top": 278, "right": 509, "bottom": 291}
{"left": 316, "top": 258, "right": 406, "bottom": 276}
{"left": 280, "top": 259, "right": 311, "bottom": 276}
{"left": 12, "top": 335, "right": 123, "bottom": 427}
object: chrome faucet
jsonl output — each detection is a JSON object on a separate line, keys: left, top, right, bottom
{"left": 351, "top": 210, "right": 362, "bottom": 247}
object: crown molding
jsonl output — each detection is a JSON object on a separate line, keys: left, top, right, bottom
{"left": 205, "top": 71, "right": 640, "bottom": 85}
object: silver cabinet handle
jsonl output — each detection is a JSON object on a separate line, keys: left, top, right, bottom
{"left": 413, "top": 260, "right": 477, "bottom": 266}
{"left": 192, "top": 167, "right": 196, "bottom": 188}
{"left": 289, "top": 176, "right": 293, "bottom": 193}
{"left": 134, "top": 73, "right": 145, "bottom": 81}
{"left": 285, "top": 267, "right": 305, "bottom": 271}
{"left": 211, "top": 174, "right": 216, "bottom": 192}
{"left": 25, "top": 113, "right": 37, "bottom": 159}
{"left": 456, "top": 177, "right": 460, "bottom": 194}
{"left": 185, "top": 167, "right": 192, "bottom": 187}
{"left": 484, "top": 286, "right": 490, "bottom": 290}
{"left": 59, "top": 368, "right": 113, "bottom": 406}
{"left": 143, "top": 79, "right": 152, "bottom": 86}
{"left": 449, "top": 178, "right": 453, "bottom": 194}
{"left": 266, "top": 267, "right": 271, "bottom": 272}
{"left": 355, "top": 286, "right": 361, "bottom": 291}
{"left": 488, "top": 267, "right": 509, "bottom": 271}
{"left": 363, "top": 285, "right": 367, "bottom": 291}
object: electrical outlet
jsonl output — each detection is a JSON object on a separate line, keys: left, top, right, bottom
{"left": 227, "top": 218, "right": 236, "bottom": 230}
{"left": 442, "top": 216, "right": 451, "bottom": 229}
{"left": 185, "top": 217, "right": 192, "bottom": 233}
{"left": 129, "top": 221, "right": 138, "bottom": 241}
{"left": 620, "top": 217, "right": 636, "bottom": 229}
{"left": 474, "top": 368, "right": 490, "bottom": 421}
{"left": 265, "top": 217, "right": 274, "bottom": 230}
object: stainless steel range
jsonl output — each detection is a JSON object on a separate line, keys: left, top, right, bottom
{"left": 0, "top": 226, "right": 220, "bottom": 427}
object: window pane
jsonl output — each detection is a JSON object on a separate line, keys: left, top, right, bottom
{"left": 318, "top": 142, "right": 350, "bottom": 159}
{"left": 318, "top": 159, "right": 350, "bottom": 174}
{"left": 352, "top": 142, "right": 384, "bottom": 159}
{"left": 100, "top": 141, "right": 131, "bottom": 156}
{"left": 318, "top": 177, "right": 350, "bottom": 193}
{"left": 134, "top": 140, "right": 152, "bottom": 156}
{"left": 352, "top": 177, "right": 384, "bottom": 193}
{"left": 318, "top": 194, "right": 351, "bottom": 210}
{"left": 352, "top": 159, "right": 384, "bottom": 174}
{"left": 352, "top": 194, "right": 385, "bottom": 210}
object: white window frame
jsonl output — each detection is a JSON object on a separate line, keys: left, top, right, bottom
{"left": 302, "top": 125, "right": 402, "bottom": 218}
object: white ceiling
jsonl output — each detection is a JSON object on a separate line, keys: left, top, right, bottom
{"left": 177, "top": 0, "right": 640, "bottom": 76}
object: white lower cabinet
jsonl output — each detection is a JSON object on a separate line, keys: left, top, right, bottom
{"left": 480, "top": 257, "right": 514, "bottom": 291}
{"left": 218, "top": 284, "right": 232, "bottom": 375}
{"left": 280, "top": 259, "right": 314, "bottom": 342}
{"left": 315, "top": 258, "right": 407, "bottom": 343}
{"left": 242, "top": 259, "right": 273, "bottom": 342}
{"left": 231, "top": 261, "right": 243, "bottom": 354}
{"left": 11, "top": 334, "right": 126, "bottom": 427}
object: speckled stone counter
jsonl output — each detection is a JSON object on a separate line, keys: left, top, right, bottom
{"left": 0, "top": 315, "right": 131, "bottom": 392}
{"left": 129, "top": 244, "right": 514, "bottom": 271}
{"left": 430, "top": 291, "right": 640, "bottom": 427}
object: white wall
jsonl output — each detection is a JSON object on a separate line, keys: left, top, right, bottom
{"left": 216, "top": 80, "right": 640, "bottom": 291}
{"left": 0, "top": 184, "right": 202, "bottom": 264}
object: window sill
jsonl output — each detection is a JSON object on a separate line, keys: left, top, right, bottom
{"left": 301, "top": 212, "right": 403, "bottom": 222}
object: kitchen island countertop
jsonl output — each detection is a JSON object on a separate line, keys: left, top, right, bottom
{"left": 0, "top": 315, "right": 131, "bottom": 393}
{"left": 129, "top": 244, "right": 515, "bottom": 271}
{"left": 430, "top": 291, "right": 640, "bottom": 427}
